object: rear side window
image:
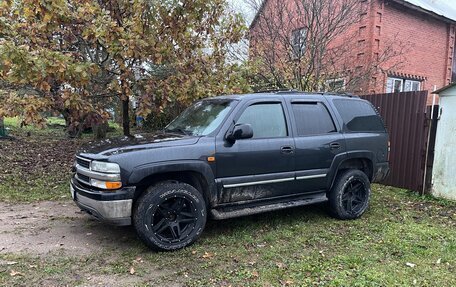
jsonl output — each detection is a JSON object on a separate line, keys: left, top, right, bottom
{"left": 237, "top": 103, "right": 287, "bottom": 138}
{"left": 292, "top": 102, "right": 336, "bottom": 136}
{"left": 333, "top": 99, "right": 385, "bottom": 132}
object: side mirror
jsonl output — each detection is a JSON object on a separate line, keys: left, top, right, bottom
{"left": 226, "top": 124, "right": 253, "bottom": 142}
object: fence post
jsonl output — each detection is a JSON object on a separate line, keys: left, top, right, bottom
{"left": 0, "top": 117, "right": 5, "bottom": 137}
{"left": 422, "top": 105, "right": 439, "bottom": 195}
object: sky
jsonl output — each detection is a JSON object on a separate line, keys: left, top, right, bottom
{"left": 228, "top": 0, "right": 256, "bottom": 25}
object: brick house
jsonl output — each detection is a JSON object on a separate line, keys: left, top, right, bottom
{"left": 249, "top": 0, "right": 456, "bottom": 104}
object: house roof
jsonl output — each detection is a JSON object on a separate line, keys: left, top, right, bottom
{"left": 248, "top": 0, "right": 266, "bottom": 29}
{"left": 432, "top": 82, "right": 456, "bottom": 94}
{"left": 249, "top": 0, "right": 456, "bottom": 29}
{"left": 393, "top": 0, "right": 456, "bottom": 23}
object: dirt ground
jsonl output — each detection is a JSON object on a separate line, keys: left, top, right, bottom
{"left": 0, "top": 200, "right": 134, "bottom": 255}
{"left": 0, "top": 200, "right": 181, "bottom": 287}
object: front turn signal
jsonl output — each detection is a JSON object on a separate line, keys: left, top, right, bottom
{"left": 90, "top": 178, "right": 122, "bottom": 190}
{"left": 105, "top": 181, "right": 122, "bottom": 190}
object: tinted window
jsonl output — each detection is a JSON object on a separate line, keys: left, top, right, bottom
{"left": 237, "top": 103, "right": 287, "bottom": 138}
{"left": 333, "top": 99, "right": 385, "bottom": 132}
{"left": 292, "top": 102, "right": 336, "bottom": 136}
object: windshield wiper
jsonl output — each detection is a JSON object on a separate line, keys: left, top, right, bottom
{"left": 164, "top": 128, "right": 191, "bottom": 135}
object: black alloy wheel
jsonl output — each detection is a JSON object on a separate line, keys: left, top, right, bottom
{"left": 328, "top": 169, "right": 371, "bottom": 220}
{"left": 341, "top": 179, "right": 368, "bottom": 215}
{"left": 134, "top": 182, "right": 206, "bottom": 251}
{"left": 146, "top": 195, "right": 198, "bottom": 243}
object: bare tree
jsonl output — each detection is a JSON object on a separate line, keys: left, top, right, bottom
{"left": 247, "top": 0, "right": 405, "bottom": 93}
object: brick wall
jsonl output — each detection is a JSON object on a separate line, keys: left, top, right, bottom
{"left": 250, "top": 0, "right": 456, "bottom": 104}
{"left": 379, "top": 0, "right": 454, "bottom": 103}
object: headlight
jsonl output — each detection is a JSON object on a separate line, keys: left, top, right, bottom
{"left": 90, "top": 161, "right": 121, "bottom": 173}
{"left": 90, "top": 178, "right": 122, "bottom": 190}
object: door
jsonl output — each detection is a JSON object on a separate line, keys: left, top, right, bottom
{"left": 288, "top": 100, "right": 346, "bottom": 192}
{"left": 215, "top": 100, "right": 295, "bottom": 203}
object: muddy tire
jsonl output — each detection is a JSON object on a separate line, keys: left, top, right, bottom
{"left": 133, "top": 182, "right": 206, "bottom": 251}
{"left": 328, "top": 169, "right": 371, "bottom": 220}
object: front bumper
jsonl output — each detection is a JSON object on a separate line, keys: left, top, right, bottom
{"left": 70, "top": 178, "right": 135, "bottom": 226}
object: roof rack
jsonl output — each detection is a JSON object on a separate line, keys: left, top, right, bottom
{"left": 321, "top": 92, "right": 359, "bottom": 98}
{"left": 254, "top": 89, "right": 359, "bottom": 98}
{"left": 254, "top": 89, "right": 298, "bottom": 93}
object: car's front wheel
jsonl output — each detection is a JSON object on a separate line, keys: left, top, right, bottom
{"left": 328, "top": 169, "right": 371, "bottom": 220}
{"left": 133, "top": 182, "right": 206, "bottom": 251}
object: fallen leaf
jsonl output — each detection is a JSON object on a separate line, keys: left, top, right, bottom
{"left": 202, "top": 252, "right": 214, "bottom": 259}
{"left": 252, "top": 270, "right": 259, "bottom": 278}
{"left": 436, "top": 258, "right": 441, "bottom": 264}
{"left": 191, "top": 250, "right": 197, "bottom": 255}
{"left": 10, "top": 270, "right": 24, "bottom": 277}
{"left": 129, "top": 266, "right": 135, "bottom": 275}
{"left": 280, "top": 279, "right": 293, "bottom": 286}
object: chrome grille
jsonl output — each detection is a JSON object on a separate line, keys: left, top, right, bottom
{"left": 76, "top": 173, "right": 90, "bottom": 184}
{"left": 76, "top": 156, "right": 91, "bottom": 169}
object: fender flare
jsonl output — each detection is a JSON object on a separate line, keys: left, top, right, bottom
{"left": 128, "top": 160, "right": 217, "bottom": 203}
{"left": 326, "top": 151, "right": 375, "bottom": 190}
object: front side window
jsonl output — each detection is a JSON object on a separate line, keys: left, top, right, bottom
{"left": 291, "top": 27, "right": 307, "bottom": 58}
{"left": 292, "top": 102, "right": 336, "bottom": 136}
{"left": 333, "top": 99, "right": 385, "bottom": 132}
{"left": 166, "top": 99, "right": 235, "bottom": 136}
{"left": 236, "top": 103, "right": 287, "bottom": 138}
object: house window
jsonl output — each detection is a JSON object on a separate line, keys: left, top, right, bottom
{"left": 291, "top": 27, "right": 307, "bottom": 58}
{"left": 386, "top": 77, "right": 421, "bottom": 93}
{"left": 325, "top": 78, "right": 345, "bottom": 92}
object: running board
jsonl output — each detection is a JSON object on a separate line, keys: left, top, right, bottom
{"left": 210, "top": 194, "right": 328, "bottom": 220}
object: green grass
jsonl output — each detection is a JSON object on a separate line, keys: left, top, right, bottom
{"left": 1, "top": 185, "right": 455, "bottom": 286}
{"left": 1, "top": 120, "right": 455, "bottom": 286}
{"left": 3, "top": 116, "right": 122, "bottom": 138}
{"left": 0, "top": 173, "right": 71, "bottom": 202}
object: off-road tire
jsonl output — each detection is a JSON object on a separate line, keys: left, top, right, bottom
{"left": 328, "top": 169, "right": 371, "bottom": 220}
{"left": 133, "top": 182, "right": 206, "bottom": 251}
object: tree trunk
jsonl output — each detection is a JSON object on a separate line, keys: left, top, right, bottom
{"left": 122, "top": 97, "right": 130, "bottom": 136}
{"left": 92, "top": 121, "right": 108, "bottom": 140}
{"left": 62, "top": 109, "right": 83, "bottom": 138}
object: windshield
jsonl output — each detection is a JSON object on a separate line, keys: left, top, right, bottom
{"left": 165, "top": 99, "right": 236, "bottom": 136}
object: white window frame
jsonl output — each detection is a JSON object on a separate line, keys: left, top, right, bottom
{"left": 325, "top": 78, "right": 346, "bottom": 92}
{"left": 404, "top": 79, "right": 420, "bottom": 92}
{"left": 386, "top": 77, "right": 421, "bottom": 93}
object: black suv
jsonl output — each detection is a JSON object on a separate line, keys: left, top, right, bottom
{"left": 70, "top": 91, "right": 389, "bottom": 251}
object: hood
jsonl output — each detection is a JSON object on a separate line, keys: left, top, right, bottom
{"left": 78, "top": 132, "right": 200, "bottom": 158}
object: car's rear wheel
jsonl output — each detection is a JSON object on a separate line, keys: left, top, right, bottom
{"left": 133, "top": 182, "right": 206, "bottom": 251}
{"left": 328, "top": 169, "right": 371, "bottom": 220}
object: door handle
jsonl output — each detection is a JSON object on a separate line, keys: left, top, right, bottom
{"left": 330, "top": 142, "right": 341, "bottom": 150}
{"left": 281, "top": 146, "right": 294, "bottom": 154}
